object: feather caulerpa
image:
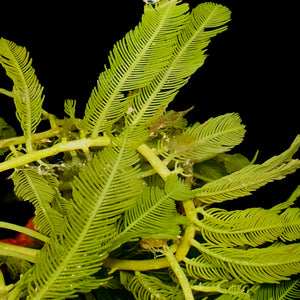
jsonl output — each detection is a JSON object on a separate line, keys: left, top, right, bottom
{"left": 0, "top": 1, "right": 300, "bottom": 299}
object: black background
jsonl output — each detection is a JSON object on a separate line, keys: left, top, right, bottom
{"left": 0, "top": 1, "right": 299, "bottom": 228}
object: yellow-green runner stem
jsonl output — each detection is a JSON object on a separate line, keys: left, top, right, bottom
{"left": 163, "top": 245, "right": 194, "bottom": 300}
{"left": 0, "top": 242, "right": 38, "bottom": 263}
{"left": 137, "top": 144, "right": 171, "bottom": 180}
{"left": 41, "top": 110, "right": 60, "bottom": 129}
{"left": 0, "top": 222, "right": 50, "bottom": 244}
{"left": 175, "top": 200, "right": 197, "bottom": 260}
{"left": 0, "top": 135, "right": 111, "bottom": 172}
{"left": 175, "top": 221, "right": 196, "bottom": 261}
{"left": 0, "top": 128, "right": 60, "bottom": 149}
{"left": 103, "top": 257, "right": 170, "bottom": 274}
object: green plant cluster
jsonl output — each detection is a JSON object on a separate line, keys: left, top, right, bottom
{"left": 0, "top": 1, "right": 299, "bottom": 299}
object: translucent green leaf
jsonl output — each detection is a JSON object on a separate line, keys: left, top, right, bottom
{"left": 194, "top": 153, "right": 251, "bottom": 182}
{"left": 194, "top": 158, "right": 228, "bottom": 182}
{"left": 219, "top": 153, "right": 251, "bottom": 174}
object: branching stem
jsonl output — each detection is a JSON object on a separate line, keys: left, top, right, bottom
{"left": 0, "top": 135, "right": 110, "bottom": 172}
{"left": 0, "top": 242, "right": 38, "bottom": 263}
{"left": 103, "top": 257, "right": 170, "bottom": 274}
{"left": 137, "top": 143, "right": 171, "bottom": 180}
{"left": 163, "top": 244, "right": 194, "bottom": 300}
{"left": 0, "top": 128, "right": 60, "bottom": 149}
{"left": 175, "top": 201, "right": 196, "bottom": 261}
{"left": 137, "top": 144, "right": 197, "bottom": 258}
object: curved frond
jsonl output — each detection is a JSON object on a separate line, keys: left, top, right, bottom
{"left": 175, "top": 1, "right": 231, "bottom": 78}
{"left": 195, "top": 135, "right": 300, "bottom": 203}
{"left": 184, "top": 254, "right": 233, "bottom": 282}
{"left": 191, "top": 280, "right": 252, "bottom": 299}
{"left": 0, "top": 38, "right": 44, "bottom": 150}
{"left": 279, "top": 207, "right": 300, "bottom": 242}
{"left": 126, "top": 2, "right": 231, "bottom": 127}
{"left": 81, "top": 0, "right": 189, "bottom": 136}
{"left": 253, "top": 277, "right": 300, "bottom": 300}
{"left": 166, "top": 113, "right": 245, "bottom": 162}
{"left": 191, "top": 240, "right": 300, "bottom": 284}
{"left": 12, "top": 168, "right": 63, "bottom": 237}
{"left": 197, "top": 207, "right": 284, "bottom": 247}
{"left": 12, "top": 130, "right": 143, "bottom": 299}
{"left": 114, "top": 175, "right": 192, "bottom": 248}
{"left": 120, "top": 271, "right": 184, "bottom": 300}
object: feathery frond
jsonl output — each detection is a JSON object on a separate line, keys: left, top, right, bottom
{"left": 193, "top": 152, "right": 251, "bottom": 183}
{"left": 279, "top": 207, "right": 300, "bottom": 242}
{"left": 81, "top": 0, "right": 189, "bottom": 136}
{"left": 253, "top": 277, "right": 300, "bottom": 300}
{"left": 191, "top": 240, "right": 300, "bottom": 284}
{"left": 126, "top": 2, "right": 231, "bottom": 127}
{"left": 120, "top": 271, "right": 184, "bottom": 300}
{"left": 12, "top": 130, "right": 143, "bottom": 299}
{"left": 195, "top": 135, "right": 300, "bottom": 203}
{"left": 113, "top": 175, "right": 192, "bottom": 248}
{"left": 0, "top": 38, "right": 44, "bottom": 151}
{"left": 191, "top": 280, "right": 252, "bottom": 299}
{"left": 185, "top": 254, "right": 233, "bottom": 282}
{"left": 166, "top": 113, "right": 246, "bottom": 162}
{"left": 64, "top": 99, "right": 76, "bottom": 119}
{"left": 12, "top": 168, "right": 63, "bottom": 237}
{"left": 197, "top": 207, "right": 284, "bottom": 247}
